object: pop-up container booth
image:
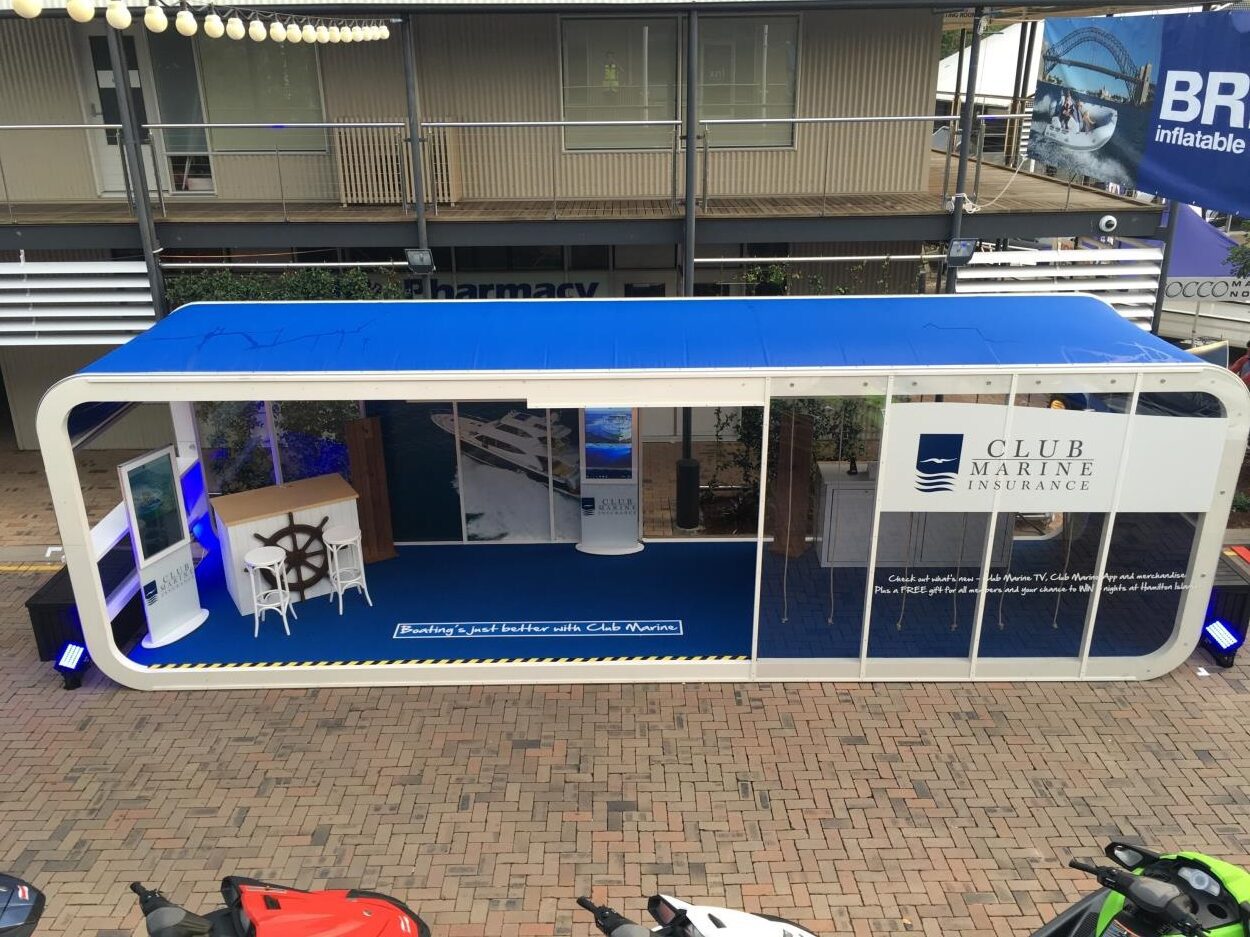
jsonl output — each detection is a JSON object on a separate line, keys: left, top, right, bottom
{"left": 36, "top": 295, "right": 1250, "bottom": 690}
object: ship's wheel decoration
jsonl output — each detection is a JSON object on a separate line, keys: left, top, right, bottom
{"left": 253, "top": 513, "right": 330, "bottom": 600}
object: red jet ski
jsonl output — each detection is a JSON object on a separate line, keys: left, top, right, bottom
{"left": 131, "top": 878, "right": 430, "bottom": 937}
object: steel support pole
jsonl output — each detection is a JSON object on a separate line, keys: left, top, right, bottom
{"left": 944, "top": 7, "right": 984, "bottom": 294}
{"left": 402, "top": 15, "right": 432, "bottom": 299}
{"left": 683, "top": 9, "right": 698, "bottom": 296}
{"left": 1015, "top": 22, "right": 1038, "bottom": 167}
{"left": 106, "top": 29, "right": 166, "bottom": 317}
{"left": 676, "top": 8, "right": 700, "bottom": 532}
{"left": 1151, "top": 201, "right": 1179, "bottom": 335}
{"left": 1006, "top": 20, "right": 1029, "bottom": 161}
{"left": 951, "top": 29, "right": 967, "bottom": 127}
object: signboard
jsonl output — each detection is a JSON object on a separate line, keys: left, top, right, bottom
{"left": 878, "top": 403, "right": 1225, "bottom": 514}
{"left": 577, "top": 408, "right": 643, "bottom": 555}
{"left": 118, "top": 447, "right": 208, "bottom": 648}
{"left": 1164, "top": 278, "right": 1250, "bottom": 303}
{"left": 1028, "top": 11, "right": 1250, "bottom": 216}
{"left": 407, "top": 273, "right": 606, "bottom": 299}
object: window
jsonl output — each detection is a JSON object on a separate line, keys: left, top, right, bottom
{"left": 699, "top": 17, "right": 798, "bottom": 147}
{"left": 562, "top": 18, "right": 678, "bottom": 150}
{"left": 147, "top": 32, "right": 213, "bottom": 191}
{"left": 560, "top": 16, "right": 798, "bottom": 150}
{"left": 196, "top": 39, "right": 325, "bottom": 152}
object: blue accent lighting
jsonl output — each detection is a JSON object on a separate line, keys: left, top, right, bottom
{"left": 53, "top": 641, "right": 90, "bottom": 689}
{"left": 1203, "top": 620, "right": 1244, "bottom": 653}
{"left": 55, "top": 642, "right": 86, "bottom": 671}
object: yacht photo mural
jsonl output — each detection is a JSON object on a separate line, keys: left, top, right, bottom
{"left": 364, "top": 401, "right": 583, "bottom": 543}
{"left": 1029, "top": 16, "right": 1160, "bottom": 186}
{"left": 434, "top": 404, "right": 582, "bottom": 542}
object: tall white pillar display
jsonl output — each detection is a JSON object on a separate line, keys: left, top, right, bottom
{"left": 118, "top": 446, "right": 209, "bottom": 647}
{"left": 577, "top": 408, "right": 643, "bottom": 555}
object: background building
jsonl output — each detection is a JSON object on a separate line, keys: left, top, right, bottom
{"left": 0, "top": 0, "right": 1185, "bottom": 449}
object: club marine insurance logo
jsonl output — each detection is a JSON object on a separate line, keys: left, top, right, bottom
{"left": 915, "top": 434, "right": 964, "bottom": 493}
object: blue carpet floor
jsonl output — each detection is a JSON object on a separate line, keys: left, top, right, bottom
{"left": 128, "top": 541, "right": 756, "bottom": 667}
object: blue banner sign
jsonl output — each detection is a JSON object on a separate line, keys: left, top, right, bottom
{"left": 393, "top": 620, "right": 684, "bottom": 639}
{"left": 1029, "top": 11, "right": 1250, "bottom": 215}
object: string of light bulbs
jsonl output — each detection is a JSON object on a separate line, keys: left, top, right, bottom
{"left": 9, "top": 0, "right": 392, "bottom": 43}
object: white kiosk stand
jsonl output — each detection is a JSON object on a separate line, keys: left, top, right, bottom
{"left": 118, "top": 446, "right": 209, "bottom": 648}
{"left": 577, "top": 408, "right": 644, "bottom": 555}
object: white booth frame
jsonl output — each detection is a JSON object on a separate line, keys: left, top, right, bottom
{"left": 36, "top": 359, "right": 1250, "bottom": 691}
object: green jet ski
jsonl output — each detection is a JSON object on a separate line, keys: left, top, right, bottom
{"left": 1040, "top": 843, "right": 1250, "bottom": 937}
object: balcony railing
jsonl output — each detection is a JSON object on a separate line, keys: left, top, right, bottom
{"left": 0, "top": 114, "right": 1145, "bottom": 224}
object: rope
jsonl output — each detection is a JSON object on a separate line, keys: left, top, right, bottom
{"left": 895, "top": 512, "right": 915, "bottom": 630}
{"left": 1052, "top": 513, "right": 1075, "bottom": 629}
{"left": 963, "top": 156, "right": 1029, "bottom": 213}
{"left": 828, "top": 408, "right": 847, "bottom": 625}
{"left": 951, "top": 512, "right": 968, "bottom": 631}
{"left": 780, "top": 408, "right": 796, "bottom": 624}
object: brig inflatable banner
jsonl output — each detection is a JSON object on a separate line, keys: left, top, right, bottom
{"left": 1028, "top": 10, "right": 1250, "bottom": 215}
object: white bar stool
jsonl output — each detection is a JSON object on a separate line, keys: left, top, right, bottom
{"left": 244, "top": 545, "right": 298, "bottom": 637}
{"left": 324, "top": 524, "right": 373, "bottom": 615}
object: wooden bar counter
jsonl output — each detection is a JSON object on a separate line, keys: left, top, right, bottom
{"left": 211, "top": 474, "right": 360, "bottom": 616}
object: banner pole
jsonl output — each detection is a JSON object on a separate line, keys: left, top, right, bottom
{"left": 1151, "top": 201, "right": 1179, "bottom": 335}
{"left": 945, "top": 7, "right": 985, "bottom": 294}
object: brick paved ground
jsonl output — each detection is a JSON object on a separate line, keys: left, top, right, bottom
{"left": 4, "top": 564, "right": 1250, "bottom": 937}
{"left": 0, "top": 444, "right": 141, "bottom": 547}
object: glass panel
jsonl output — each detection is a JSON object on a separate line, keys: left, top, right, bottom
{"left": 271, "top": 401, "right": 358, "bottom": 483}
{"left": 562, "top": 18, "right": 678, "bottom": 149}
{"left": 194, "top": 401, "right": 275, "bottom": 495}
{"left": 1135, "top": 390, "right": 1224, "bottom": 418}
{"left": 147, "top": 31, "right": 209, "bottom": 157}
{"left": 1089, "top": 512, "right": 1197, "bottom": 657}
{"left": 365, "top": 401, "right": 462, "bottom": 542}
{"left": 977, "top": 511, "right": 1106, "bottom": 658}
{"left": 198, "top": 39, "right": 325, "bottom": 151}
{"left": 699, "top": 17, "right": 798, "bottom": 146}
{"left": 866, "top": 391, "right": 1008, "bottom": 660}
{"left": 552, "top": 408, "right": 583, "bottom": 541}
{"left": 456, "top": 403, "right": 556, "bottom": 542}
{"left": 640, "top": 406, "right": 763, "bottom": 537}
{"left": 867, "top": 510, "right": 993, "bottom": 658}
{"left": 757, "top": 396, "right": 884, "bottom": 658}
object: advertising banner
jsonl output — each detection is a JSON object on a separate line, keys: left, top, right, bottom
{"left": 877, "top": 403, "right": 1224, "bottom": 514}
{"left": 1029, "top": 11, "right": 1250, "bottom": 215}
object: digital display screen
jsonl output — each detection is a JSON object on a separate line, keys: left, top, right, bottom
{"left": 122, "top": 449, "right": 188, "bottom": 564}
{"left": 584, "top": 408, "right": 634, "bottom": 480}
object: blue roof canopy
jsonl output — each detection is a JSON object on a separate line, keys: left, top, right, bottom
{"left": 82, "top": 295, "right": 1199, "bottom": 377}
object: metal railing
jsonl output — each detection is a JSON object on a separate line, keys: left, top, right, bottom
{"left": 697, "top": 114, "right": 962, "bottom": 210}
{"left": 0, "top": 111, "right": 1127, "bottom": 224}
{"left": 144, "top": 121, "right": 409, "bottom": 221}
{"left": 0, "top": 124, "right": 128, "bottom": 224}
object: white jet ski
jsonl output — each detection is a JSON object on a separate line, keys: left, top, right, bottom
{"left": 1034, "top": 93, "right": 1117, "bottom": 152}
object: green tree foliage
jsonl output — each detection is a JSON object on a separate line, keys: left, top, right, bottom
{"left": 165, "top": 267, "right": 404, "bottom": 309}
{"left": 168, "top": 268, "right": 399, "bottom": 493}
{"left": 1228, "top": 225, "right": 1250, "bottom": 279}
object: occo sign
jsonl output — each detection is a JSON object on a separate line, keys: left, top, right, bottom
{"left": 1164, "top": 278, "right": 1250, "bottom": 301}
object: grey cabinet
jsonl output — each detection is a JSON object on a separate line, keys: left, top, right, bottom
{"left": 817, "top": 462, "right": 1012, "bottom": 568}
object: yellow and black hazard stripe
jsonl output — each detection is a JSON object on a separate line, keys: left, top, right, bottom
{"left": 147, "top": 654, "right": 750, "bottom": 670}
